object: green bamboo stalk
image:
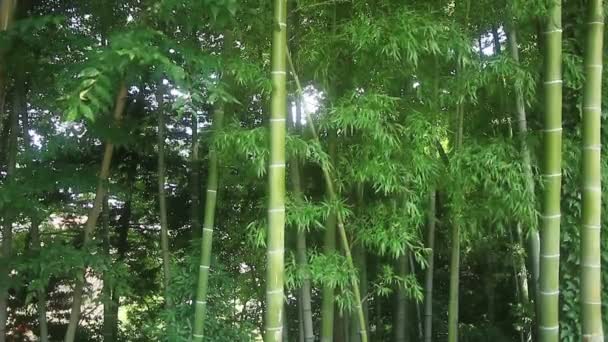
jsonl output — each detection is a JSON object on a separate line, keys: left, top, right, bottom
{"left": 395, "top": 253, "right": 410, "bottom": 342}
{"left": 447, "top": 3, "right": 470, "bottom": 339}
{"left": 447, "top": 103, "right": 463, "bottom": 342}
{"left": 506, "top": 14, "right": 534, "bottom": 338}
{"left": 287, "top": 49, "right": 368, "bottom": 342}
{"left": 350, "top": 244, "right": 368, "bottom": 342}
{"left": 264, "top": 0, "right": 288, "bottom": 339}
{"left": 64, "top": 84, "right": 127, "bottom": 342}
{"left": 192, "top": 86, "right": 225, "bottom": 342}
{"left": 291, "top": 97, "right": 314, "bottom": 342}
{"left": 538, "top": 1, "right": 562, "bottom": 340}
{"left": 580, "top": 1, "right": 604, "bottom": 340}
{"left": 447, "top": 209, "right": 460, "bottom": 342}
{"left": 321, "top": 175, "right": 337, "bottom": 342}
{"left": 192, "top": 30, "right": 233, "bottom": 341}
{"left": 423, "top": 191, "right": 436, "bottom": 342}
{"left": 350, "top": 185, "right": 369, "bottom": 342}
{"left": 191, "top": 112, "right": 201, "bottom": 238}
{"left": 410, "top": 254, "right": 423, "bottom": 340}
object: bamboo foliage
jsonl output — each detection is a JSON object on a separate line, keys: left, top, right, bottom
{"left": 265, "top": 0, "right": 288, "bottom": 340}
{"left": 538, "top": 1, "right": 562, "bottom": 340}
{"left": 580, "top": 0, "right": 604, "bottom": 340}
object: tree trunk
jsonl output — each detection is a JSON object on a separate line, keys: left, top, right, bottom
{"left": 287, "top": 47, "right": 369, "bottom": 342}
{"left": 447, "top": 103, "right": 464, "bottom": 342}
{"left": 190, "top": 111, "right": 201, "bottom": 239}
{"left": 580, "top": 1, "right": 604, "bottom": 340}
{"left": 409, "top": 254, "right": 422, "bottom": 340}
{"left": 264, "top": 0, "right": 287, "bottom": 340}
{"left": 538, "top": 1, "right": 562, "bottom": 341}
{"left": 21, "top": 70, "right": 48, "bottom": 342}
{"left": 350, "top": 245, "right": 368, "bottom": 342}
{"left": 447, "top": 2, "right": 470, "bottom": 339}
{"left": 156, "top": 87, "right": 172, "bottom": 314}
{"left": 321, "top": 132, "right": 337, "bottom": 342}
{"left": 191, "top": 29, "right": 232, "bottom": 338}
{"left": 0, "top": 0, "right": 15, "bottom": 160}
{"left": 395, "top": 254, "right": 410, "bottom": 342}
{"left": 291, "top": 97, "right": 314, "bottom": 342}
{"left": 64, "top": 84, "right": 128, "bottom": 342}
{"left": 505, "top": 18, "right": 534, "bottom": 340}
{"left": 0, "top": 61, "right": 21, "bottom": 342}
{"left": 423, "top": 192, "right": 436, "bottom": 342}
{"left": 102, "top": 195, "right": 116, "bottom": 342}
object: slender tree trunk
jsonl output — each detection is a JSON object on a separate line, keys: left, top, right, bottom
{"left": 395, "top": 254, "right": 410, "bottom": 342}
{"left": 191, "top": 112, "right": 201, "bottom": 239}
{"left": 528, "top": 231, "right": 540, "bottom": 313}
{"left": 21, "top": 80, "right": 48, "bottom": 342}
{"left": 321, "top": 132, "right": 337, "bottom": 342}
{"left": 287, "top": 48, "right": 368, "bottom": 342}
{"left": 0, "top": 0, "right": 15, "bottom": 159}
{"left": 0, "top": 63, "right": 20, "bottom": 342}
{"left": 106, "top": 187, "right": 132, "bottom": 341}
{"left": 447, "top": 103, "right": 464, "bottom": 342}
{"left": 282, "top": 305, "right": 289, "bottom": 342}
{"left": 447, "top": 3, "right": 470, "bottom": 339}
{"left": 505, "top": 18, "right": 535, "bottom": 340}
{"left": 423, "top": 192, "right": 436, "bottom": 342}
{"left": 191, "top": 65, "right": 227, "bottom": 342}
{"left": 192, "top": 31, "right": 232, "bottom": 341}
{"left": 351, "top": 183, "right": 368, "bottom": 342}
{"left": 31, "top": 218, "right": 48, "bottom": 342}
{"left": 156, "top": 88, "right": 172, "bottom": 313}
{"left": 102, "top": 196, "right": 116, "bottom": 342}
{"left": 298, "top": 299, "right": 305, "bottom": 342}
{"left": 350, "top": 245, "right": 368, "bottom": 342}
{"left": 580, "top": 1, "right": 604, "bottom": 341}
{"left": 264, "top": 0, "right": 288, "bottom": 339}
{"left": 321, "top": 210, "right": 337, "bottom": 342}
{"left": 447, "top": 215, "right": 460, "bottom": 342}
{"left": 375, "top": 294, "right": 383, "bottom": 340}
{"left": 537, "top": 1, "right": 562, "bottom": 341}
{"left": 64, "top": 84, "right": 128, "bottom": 342}
{"left": 409, "top": 254, "right": 423, "bottom": 341}
{"left": 291, "top": 97, "right": 314, "bottom": 342}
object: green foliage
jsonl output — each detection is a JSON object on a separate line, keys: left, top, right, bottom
{"left": 447, "top": 139, "right": 537, "bottom": 240}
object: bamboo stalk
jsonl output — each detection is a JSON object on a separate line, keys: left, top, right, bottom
{"left": 287, "top": 48, "right": 368, "bottom": 342}
{"left": 264, "top": 0, "right": 288, "bottom": 339}
{"left": 580, "top": 1, "right": 604, "bottom": 340}
{"left": 538, "top": 1, "right": 563, "bottom": 340}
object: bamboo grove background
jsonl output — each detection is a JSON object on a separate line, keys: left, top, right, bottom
{"left": 0, "top": 0, "right": 606, "bottom": 341}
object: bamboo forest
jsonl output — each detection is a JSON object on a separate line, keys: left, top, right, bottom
{"left": 1, "top": 0, "right": 608, "bottom": 341}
